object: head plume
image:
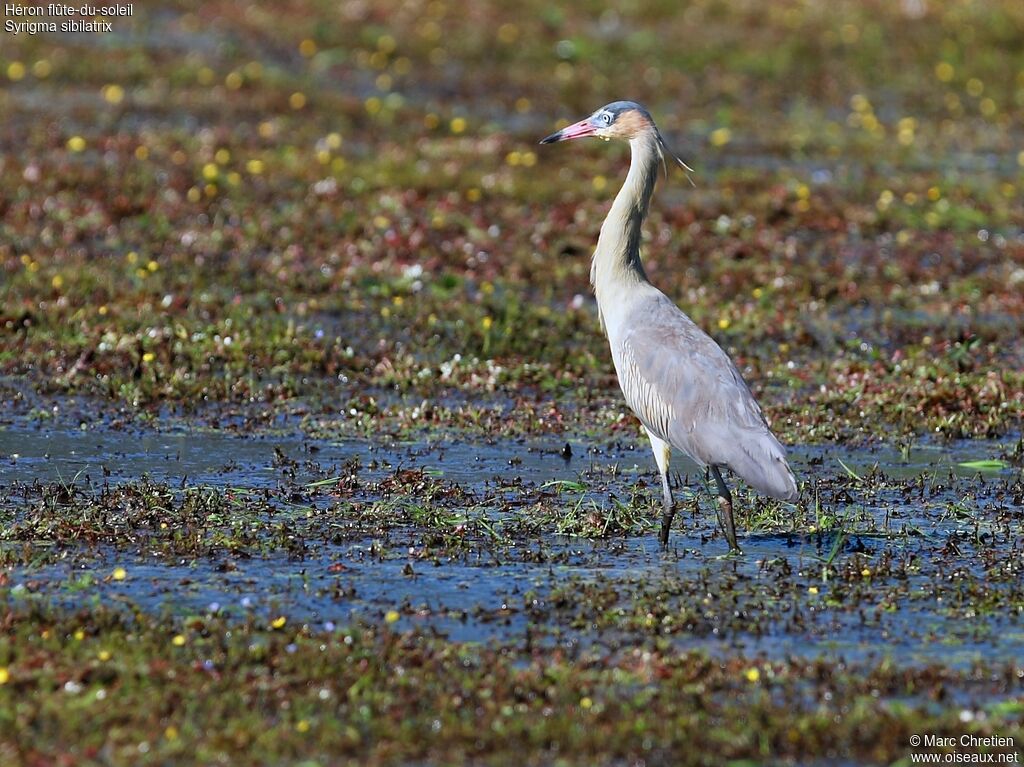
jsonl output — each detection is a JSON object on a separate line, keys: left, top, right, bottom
{"left": 654, "top": 125, "right": 696, "bottom": 187}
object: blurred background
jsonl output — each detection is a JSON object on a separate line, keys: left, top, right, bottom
{"left": 2, "top": 0, "right": 1022, "bottom": 439}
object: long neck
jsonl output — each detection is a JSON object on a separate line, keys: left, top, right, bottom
{"left": 591, "top": 131, "right": 661, "bottom": 298}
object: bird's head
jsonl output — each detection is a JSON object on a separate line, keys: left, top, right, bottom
{"left": 540, "top": 101, "right": 654, "bottom": 144}
{"left": 539, "top": 100, "right": 694, "bottom": 177}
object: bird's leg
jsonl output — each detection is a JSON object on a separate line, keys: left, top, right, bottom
{"left": 710, "top": 465, "right": 739, "bottom": 551}
{"left": 659, "top": 468, "right": 675, "bottom": 546}
{"left": 645, "top": 429, "right": 675, "bottom": 546}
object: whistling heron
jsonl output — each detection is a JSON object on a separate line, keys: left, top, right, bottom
{"left": 540, "top": 101, "right": 798, "bottom": 550}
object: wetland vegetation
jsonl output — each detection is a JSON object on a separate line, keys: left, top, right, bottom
{"left": 1, "top": 0, "right": 1023, "bottom": 764}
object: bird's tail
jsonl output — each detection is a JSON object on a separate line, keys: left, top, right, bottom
{"left": 726, "top": 430, "right": 798, "bottom": 501}
{"left": 691, "top": 425, "right": 797, "bottom": 501}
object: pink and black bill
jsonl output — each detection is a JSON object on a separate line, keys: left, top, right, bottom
{"left": 539, "top": 117, "right": 598, "bottom": 144}
{"left": 539, "top": 101, "right": 648, "bottom": 144}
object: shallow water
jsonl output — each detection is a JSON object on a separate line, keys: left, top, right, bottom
{"left": 2, "top": 411, "right": 1021, "bottom": 669}
{"left": 0, "top": 415, "right": 651, "bottom": 489}
{"left": 1, "top": 409, "right": 1011, "bottom": 488}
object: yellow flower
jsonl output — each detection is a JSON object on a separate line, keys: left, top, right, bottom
{"left": 580, "top": 696, "right": 593, "bottom": 709}
{"left": 98, "top": 650, "right": 111, "bottom": 662}
{"left": 850, "top": 94, "right": 871, "bottom": 112}
{"left": 745, "top": 668, "right": 760, "bottom": 682}
{"left": 0, "top": 668, "right": 9, "bottom": 685}
{"left": 67, "top": 136, "right": 86, "bottom": 153}
{"left": 296, "top": 719, "right": 310, "bottom": 733}
{"left": 385, "top": 610, "right": 400, "bottom": 624}
{"left": 172, "top": 634, "right": 186, "bottom": 646}
{"left": 934, "top": 62, "right": 954, "bottom": 82}
{"left": 861, "top": 568, "right": 871, "bottom": 577}
{"left": 102, "top": 84, "right": 124, "bottom": 104}
{"left": 74, "top": 630, "right": 85, "bottom": 641}
{"left": 51, "top": 275, "right": 64, "bottom": 289}
{"left": 481, "top": 316, "right": 493, "bottom": 331}
{"left": 112, "top": 567, "right": 127, "bottom": 581}
{"left": 142, "top": 352, "right": 156, "bottom": 363}
{"left": 299, "top": 39, "right": 317, "bottom": 57}
{"left": 271, "top": 616, "right": 287, "bottom": 629}
{"left": 450, "top": 117, "right": 467, "bottom": 134}
{"left": 709, "top": 127, "right": 731, "bottom": 147}
{"left": 808, "top": 586, "right": 819, "bottom": 595}
{"left": 498, "top": 23, "right": 519, "bottom": 44}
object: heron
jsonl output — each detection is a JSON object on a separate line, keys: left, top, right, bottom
{"left": 540, "top": 101, "right": 798, "bottom": 550}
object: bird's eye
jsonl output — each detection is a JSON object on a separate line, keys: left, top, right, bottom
{"left": 601, "top": 113, "right": 612, "bottom": 125}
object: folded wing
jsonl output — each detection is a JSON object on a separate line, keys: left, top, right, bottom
{"left": 613, "top": 291, "right": 797, "bottom": 501}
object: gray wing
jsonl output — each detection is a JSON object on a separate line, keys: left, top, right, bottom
{"left": 613, "top": 292, "right": 797, "bottom": 501}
